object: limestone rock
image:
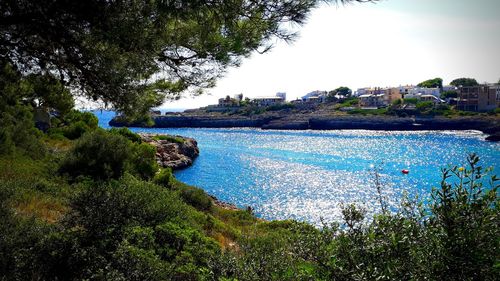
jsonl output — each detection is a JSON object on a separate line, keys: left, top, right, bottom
{"left": 140, "top": 134, "right": 199, "bottom": 170}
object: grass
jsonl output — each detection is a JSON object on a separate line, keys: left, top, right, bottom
{"left": 152, "top": 134, "right": 185, "bottom": 144}
{"left": 0, "top": 149, "right": 273, "bottom": 252}
{"left": 0, "top": 155, "right": 73, "bottom": 223}
{"left": 14, "top": 194, "right": 67, "bottom": 223}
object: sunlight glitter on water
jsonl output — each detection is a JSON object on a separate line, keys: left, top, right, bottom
{"left": 170, "top": 129, "right": 497, "bottom": 225}
{"left": 94, "top": 112, "right": 499, "bottom": 226}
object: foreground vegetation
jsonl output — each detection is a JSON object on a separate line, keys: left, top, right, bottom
{"left": 1, "top": 94, "right": 499, "bottom": 280}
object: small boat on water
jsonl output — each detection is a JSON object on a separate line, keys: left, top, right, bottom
{"left": 401, "top": 169, "right": 409, "bottom": 174}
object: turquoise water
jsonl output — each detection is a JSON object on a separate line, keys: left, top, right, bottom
{"left": 95, "top": 111, "right": 500, "bottom": 225}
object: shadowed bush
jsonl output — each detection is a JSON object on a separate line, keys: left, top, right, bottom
{"left": 180, "top": 186, "right": 213, "bottom": 212}
{"left": 59, "top": 130, "right": 131, "bottom": 181}
{"left": 59, "top": 130, "right": 157, "bottom": 181}
{"left": 110, "top": 127, "right": 142, "bottom": 143}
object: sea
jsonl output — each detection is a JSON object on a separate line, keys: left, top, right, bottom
{"left": 94, "top": 110, "right": 500, "bottom": 225}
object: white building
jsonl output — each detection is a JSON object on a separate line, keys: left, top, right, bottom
{"left": 233, "top": 93, "right": 243, "bottom": 102}
{"left": 301, "top": 90, "right": 327, "bottom": 103}
{"left": 359, "top": 94, "right": 385, "bottom": 108}
{"left": 354, "top": 87, "right": 370, "bottom": 97}
{"left": 408, "top": 87, "right": 440, "bottom": 97}
{"left": 442, "top": 85, "right": 457, "bottom": 92}
{"left": 252, "top": 94, "right": 285, "bottom": 107}
{"left": 276, "top": 92, "right": 287, "bottom": 101}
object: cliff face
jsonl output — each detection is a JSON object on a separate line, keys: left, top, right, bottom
{"left": 140, "top": 134, "right": 199, "bottom": 170}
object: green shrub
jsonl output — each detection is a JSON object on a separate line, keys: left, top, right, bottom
{"left": 59, "top": 130, "right": 132, "bottom": 180}
{"left": 153, "top": 168, "right": 174, "bottom": 188}
{"left": 129, "top": 143, "right": 158, "bottom": 180}
{"left": 64, "top": 110, "right": 98, "bottom": 130}
{"left": 109, "top": 127, "right": 142, "bottom": 143}
{"left": 180, "top": 186, "right": 213, "bottom": 211}
{"left": 152, "top": 135, "right": 184, "bottom": 144}
{"left": 59, "top": 130, "right": 157, "bottom": 181}
{"left": 67, "top": 176, "right": 187, "bottom": 242}
{"left": 426, "top": 153, "right": 499, "bottom": 280}
{"left": 56, "top": 110, "right": 99, "bottom": 140}
{"left": 440, "top": 90, "right": 457, "bottom": 99}
{"left": 62, "top": 120, "right": 90, "bottom": 140}
{"left": 342, "top": 97, "right": 359, "bottom": 107}
{"left": 416, "top": 101, "right": 434, "bottom": 111}
{"left": 403, "top": 98, "right": 418, "bottom": 105}
{"left": 0, "top": 104, "right": 46, "bottom": 158}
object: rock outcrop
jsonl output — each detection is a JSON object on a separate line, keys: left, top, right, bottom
{"left": 140, "top": 134, "right": 199, "bottom": 170}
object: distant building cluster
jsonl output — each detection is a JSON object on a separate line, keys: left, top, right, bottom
{"left": 204, "top": 83, "right": 499, "bottom": 112}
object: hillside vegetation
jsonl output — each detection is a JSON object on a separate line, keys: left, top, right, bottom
{"left": 1, "top": 96, "right": 499, "bottom": 280}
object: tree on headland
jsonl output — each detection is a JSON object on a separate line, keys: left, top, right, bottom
{"left": 1, "top": 0, "right": 377, "bottom": 116}
{"left": 327, "top": 86, "right": 352, "bottom": 101}
{"left": 418, "top": 78, "right": 443, "bottom": 89}
{"left": 450, "top": 77, "right": 478, "bottom": 87}
{"left": 332, "top": 86, "right": 352, "bottom": 96}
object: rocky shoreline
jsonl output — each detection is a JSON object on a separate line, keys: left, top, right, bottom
{"left": 112, "top": 114, "right": 500, "bottom": 141}
{"left": 141, "top": 133, "right": 242, "bottom": 210}
{"left": 140, "top": 133, "right": 199, "bottom": 170}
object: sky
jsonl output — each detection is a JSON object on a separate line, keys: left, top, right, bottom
{"left": 159, "top": 0, "right": 500, "bottom": 110}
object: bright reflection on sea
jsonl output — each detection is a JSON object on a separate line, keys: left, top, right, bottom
{"left": 95, "top": 112, "right": 500, "bottom": 226}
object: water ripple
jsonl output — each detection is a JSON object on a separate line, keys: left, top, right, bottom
{"left": 93, "top": 112, "right": 499, "bottom": 226}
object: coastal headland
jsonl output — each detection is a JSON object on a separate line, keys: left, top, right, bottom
{"left": 110, "top": 113, "right": 500, "bottom": 140}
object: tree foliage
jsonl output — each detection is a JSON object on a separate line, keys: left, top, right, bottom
{"left": 441, "top": 90, "right": 458, "bottom": 99}
{"left": 418, "top": 77, "right": 443, "bottom": 89}
{"left": 450, "top": 77, "right": 479, "bottom": 87}
{"left": 0, "top": 62, "right": 46, "bottom": 158}
{"left": 1, "top": 0, "right": 375, "bottom": 116}
{"left": 327, "top": 86, "right": 352, "bottom": 101}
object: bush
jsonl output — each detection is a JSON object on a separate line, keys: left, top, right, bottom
{"left": 129, "top": 143, "right": 158, "bottom": 180}
{"left": 59, "top": 130, "right": 158, "bottom": 181}
{"left": 59, "top": 130, "right": 132, "bottom": 180}
{"left": 0, "top": 105, "right": 46, "bottom": 158}
{"left": 66, "top": 176, "right": 188, "bottom": 243}
{"left": 426, "top": 153, "right": 499, "bottom": 280}
{"left": 180, "top": 186, "right": 213, "bottom": 211}
{"left": 61, "top": 121, "right": 90, "bottom": 140}
{"left": 416, "top": 101, "right": 434, "bottom": 112}
{"left": 110, "top": 127, "right": 142, "bottom": 143}
{"left": 65, "top": 110, "right": 98, "bottom": 129}
{"left": 152, "top": 135, "right": 184, "bottom": 144}
{"left": 59, "top": 110, "right": 98, "bottom": 140}
{"left": 153, "top": 168, "right": 174, "bottom": 188}
{"left": 440, "top": 90, "right": 457, "bottom": 99}
{"left": 403, "top": 98, "right": 418, "bottom": 105}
